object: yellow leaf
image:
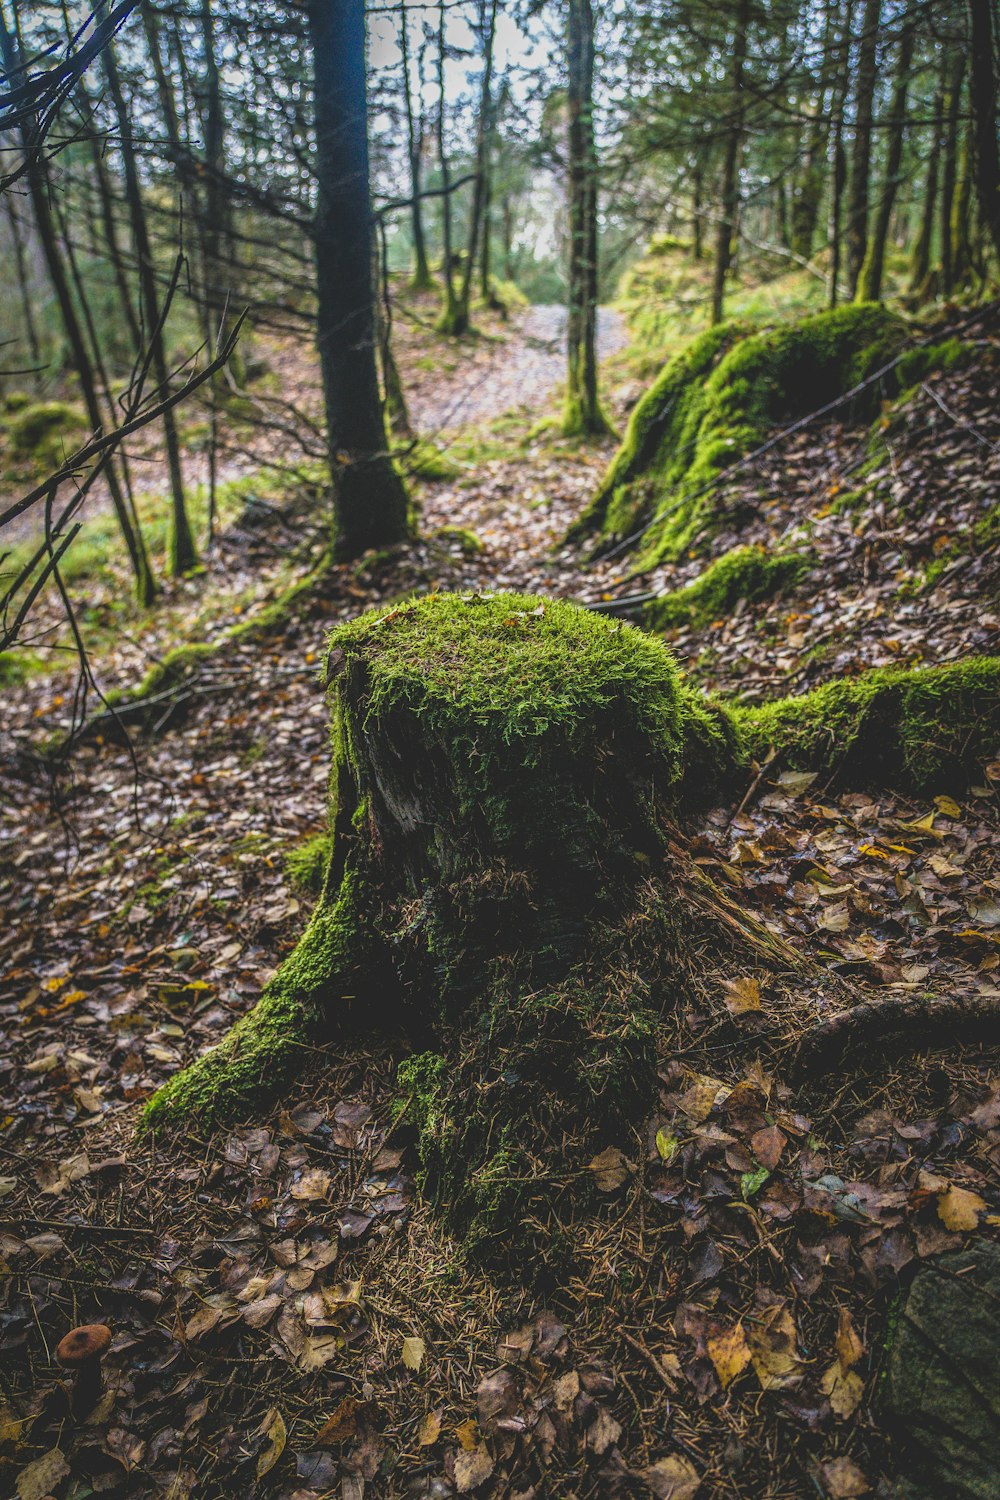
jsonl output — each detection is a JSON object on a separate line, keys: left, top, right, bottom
{"left": 933, "top": 795, "right": 961, "bottom": 818}
{"left": 417, "top": 1408, "right": 442, "bottom": 1446}
{"left": 707, "top": 1321, "right": 752, "bottom": 1390}
{"left": 655, "top": 1129, "right": 679, "bottom": 1164}
{"left": 937, "top": 1183, "right": 986, "bottom": 1231}
{"left": 721, "top": 976, "right": 761, "bottom": 1016}
{"left": 747, "top": 1303, "right": 804, "bottom": 1390}
{"left": 834, "top": 1309, "right": 863, "bottom": 1370}
{"left": 402, "top": 1335, "right": 426, "bottom": 1371}
{"left": 820, "top": 1361, "right": 864, "bottom": 1419}
{"left": 256, "top": 1409, "right": 286, "bottom": 1479}
{"left": 454, "top": 1418, "right": 479, "bottom": 1452}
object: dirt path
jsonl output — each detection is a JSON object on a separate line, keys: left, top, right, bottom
{"left": 407, "top": 303, "right": 627, "bottom": 434}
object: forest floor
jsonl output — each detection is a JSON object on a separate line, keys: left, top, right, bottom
{"left": 1, "top": 294, "right": 999, "bottom": 1500}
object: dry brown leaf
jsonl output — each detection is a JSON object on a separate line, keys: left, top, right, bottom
{"left": 750, "top": 1123, "right": 787, "bottom": 1170}
{"left": 747, "top": 1303, "right": 804, "bottom": 1390}
{"left": 722, "top": 976, "right": 761, "bottom": 1015}
{"left": 588, "top": 1145, "right": 630, "bottom": 1192}
{"left": 290, "top": 1167, "right": 332, "bottom": 1202}
{"left": 834, "top": 1309, "right": 864, "bottom": 1370}
{"left": 820, "top": 1361, "right": 864, "bottom": 1420}
{"left": 642, "top": 1453, "right": 701, "bottom": 1498}
{"left": 418, "top": 1408, "right": 442, "bottom": 1447}
{"left": 256, "top": 1408, "right": 286, "bottom": 1479}
{"left": 454, "top": 1442, "right": 494, "bottom": 1493}
{"left": 16, "top": 1447, "right": 70, "bottom": 1500}
{"left": 819, "top": 1455, "right": 870, "bottom": 1497}
{"left": 314, "top": 1396, "right": 360, "bottom": 1446}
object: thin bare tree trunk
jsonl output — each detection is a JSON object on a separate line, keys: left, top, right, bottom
{"left": 711, "top": 0, "right": 750, "bottom": 324}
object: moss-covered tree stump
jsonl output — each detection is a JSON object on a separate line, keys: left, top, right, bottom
{"left": 142, "top": 594, "right": 846, "bottom": 1255}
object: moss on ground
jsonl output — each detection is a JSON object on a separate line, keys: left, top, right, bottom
{"left": 735, "top": 657, "right": 1000, "bottom": 792}
{"left": 432, "top": 525, "right": 485, "bottom": 556}
{"left": 6, "top": 400, "right": 88, "bottom": 469}
{"left": 576, "top": 305, "right": 970, "bottom": 567}
{"left": 643, "top": 545, "right": 812, "bottom": 632}
{"left": 0, "top": 649, "right": 46, "bottom": 687}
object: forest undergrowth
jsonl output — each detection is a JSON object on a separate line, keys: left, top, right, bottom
{"left": 1, "top": 294, "right": 999, "bottom": 1500}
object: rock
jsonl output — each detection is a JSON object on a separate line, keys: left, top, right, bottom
{"left": 882, "top": 1239, "right": 1000, "bottom": 1499}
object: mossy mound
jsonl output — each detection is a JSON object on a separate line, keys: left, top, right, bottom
{"left": 144, "top": 594, "right": 808, "bottom": 1259}
{"left": 643, "top": 544, "right": 812, "bottom": 633}
{"left": 142, "top": 596, "right": 996, "bottom": 1260}
{"left": 735, "top": 657, "right": 1000, "bottom": 792}
{"left": 573, "top": 304, "right": 950, "bottom": 566}
{"left": 6, "top": 400, "right": 89, "bottom": 469}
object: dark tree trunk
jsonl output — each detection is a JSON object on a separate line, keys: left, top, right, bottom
{"left": 5, "top": 193, "right": 42, "bottom": 381}
{"left": 102, "top": 34, "right": 196, "bottom": 576}
{"left": 711, "top": 0, "right": 749, "bottom": 324}
{"left": 845, "top": 0, "right": 881, "bottom": 298}
{"left": 435, "top": 0, "right": 461, "bottom": 333}
{"left": 827, "top": 0, "right": 855, "bottom": 306}
{"left": 909, "top": 67, "right": 945, "bottom": 296}
{"left": 400, "top": 0, "right": 433, "bottom": 291}
{"left": 939, "top": 53, "right": 966, "bottom": 295}
{"left": 791, "top": 0, "right": 837, "bottom": 262}
{"left": 857, "top": 18, "right": 916, "bottom": 302}
{"left": 454, "top": 0, "right": 499, "bottom": 334}
{"left": 308, "top": 0, "right": 409, "bottom": 560}
{"left": 563, "top": 0, "right": 607, "bottom": 435}
{"left": 968, "top": 0, "right": 1000, "bottom": 265}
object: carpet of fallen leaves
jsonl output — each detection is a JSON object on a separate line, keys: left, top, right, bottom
{"left": 1, "top": 303, "right": 998, "bottom": 1500}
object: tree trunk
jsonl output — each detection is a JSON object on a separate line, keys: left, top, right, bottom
{"left": 5, "top": 193, "right": 43, "bottom": 382}
{"left": 844, "top": 0, "right": 881, "bottom": 298}
{"left": 939, "top": 53, "right": 966, "bottom": 295}
{"left": 909, "top": 67, "right": 945, "bottom": 296}
{"left": 102, "top": 33, "right": 196, "bottom": 577}
{"left": 856, "top": 17, "right": 916, "bottom": 302}
{"left": 710, "top": 0, "right": 750, "bottom": 324}
{"left": 400, "top": 0, "right": 433, "bottom": 291}
{"left": 827, "top": 0, "right": 855, "bottom": 306}
{"left": 563, "top": 0, "right": 608, "bottom": 435}
{"left": 435, "top": 0, "right": 462, "bottom": 334}
{"left": 453, "top": 0, "right": 499, "bottom": 335}
{"left": 968, "top": 0, "right": 1000, "bottom": 266}
{"left": 308, "top": 0, "right": 410, "bottom": 560}
{"left": 791, "top": 0, "right": 837, "bottom": 263}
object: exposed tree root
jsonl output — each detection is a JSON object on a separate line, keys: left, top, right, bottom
{"left": 794, "top": 992, "right": 1000, "bottom": 1079}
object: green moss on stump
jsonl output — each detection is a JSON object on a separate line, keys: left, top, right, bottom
{"left": 575, "top": 305, "right": 932, "bottom": 565}
{"left": 643, "top": 545, "right": 812, "bottom": 632}
{"left": 142, "top": 594, "right": 781, "bottom": 1259}
{"left": 735, "top": 657, "right": 1000, "bottom": 792}
{"left": 285, "top": 832, "right": 333, "bottom": 895}
{"left": 142, "top": 595, "right": 997, "bottom": 1260}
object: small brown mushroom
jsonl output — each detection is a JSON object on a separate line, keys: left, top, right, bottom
{"left": 55, "top": 1323, "right": 111, "bottom": 1416}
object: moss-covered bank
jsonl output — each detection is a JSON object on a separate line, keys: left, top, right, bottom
{"left": 643, "top": 544, "right": 812, "bottom": 632}
{"left": 574, "top": 304, "right": 968, "bottom": 566}
{"left": 736, "top": 657, "right": 1000, "bottom": 792}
